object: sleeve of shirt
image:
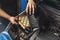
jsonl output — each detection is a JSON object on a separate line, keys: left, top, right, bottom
{"left": 0, "top": 31, "right": 12, "bottom": 40}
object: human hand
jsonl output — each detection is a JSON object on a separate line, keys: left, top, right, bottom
{"left": 26, "top": 0, "right": 36, "bottom": 15}
{"left": 9, "top": 17, "right": 18, "bottom": 24}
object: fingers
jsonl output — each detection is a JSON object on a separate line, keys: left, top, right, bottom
{"left": 9, "top": 17, "right": 18, "bottom": 25}
{"left": 12, "top": 20, "right": 17, "bottom": 24}
{"left": 32, "top": 5, "right": 34, "bottom": 14}
{"left": 29, "top": 4, "right": 32, "bottom": 15}
{"left": 26, "top": 4, "right": 32, "bottom": 15}
{"left": 26, "top": 4, "right": 29, "bottom": 14}
{"left": 13, "top": 17, "right": 18, "bottom": 24}
{"left": 26, "top": 3, "right": 36, "bottom": 15}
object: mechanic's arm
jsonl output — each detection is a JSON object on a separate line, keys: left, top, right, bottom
{"left": 0, "top": 9, "right": 17, "bottom": 24}
{"left": 26, "top": 0, "right": 36, "bottom": 15}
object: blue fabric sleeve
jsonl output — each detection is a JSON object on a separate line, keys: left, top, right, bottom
{"left": 0, "top": 31, "right": 12, "bottom": 40}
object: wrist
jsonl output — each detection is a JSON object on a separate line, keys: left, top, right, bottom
{"left": 8, "top": 16, "right": 12, "bottom": 21}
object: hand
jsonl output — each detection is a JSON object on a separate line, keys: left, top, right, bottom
{"left": 9, "top": 17, "right": 18, "bottom": 24}
{"left": 26, "top": 0, "right": 36, "bottom": 15}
